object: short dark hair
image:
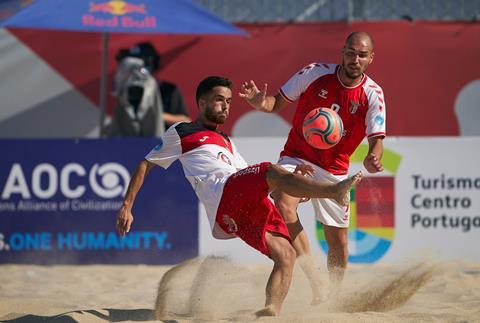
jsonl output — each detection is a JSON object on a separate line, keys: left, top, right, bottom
{"left": 196, "top": 76, "right": 232, "bottom": 103}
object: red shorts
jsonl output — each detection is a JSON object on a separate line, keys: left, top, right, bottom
{"left": 216, "top": 162, "right": 291, "bottom": 257}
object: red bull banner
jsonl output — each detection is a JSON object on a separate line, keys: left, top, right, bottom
{"left": 84, "top": 1, "right": 155, "bottom": 29}
{"left": 5, "top": 21, "right": 479, "bottom": 138}
{"left": 1, "top": 0, "right": 242, "bottom": 34}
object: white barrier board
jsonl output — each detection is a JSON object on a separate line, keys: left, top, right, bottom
{"left": 199, "top": 137, "right": 480, "bottom": 264}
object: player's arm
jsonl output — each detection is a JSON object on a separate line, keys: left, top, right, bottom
{"left": 239, "top": 80, "right": 289, "bottom": 113}
{"left": 363, "top": 136, "right": 384, "bottom": 173}
{"left": 116, "top": 159, "right": 156, "bottom": 236}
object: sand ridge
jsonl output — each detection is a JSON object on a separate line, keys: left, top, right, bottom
{"left": 0, "top": 258, "right": 479, "bottom": 322}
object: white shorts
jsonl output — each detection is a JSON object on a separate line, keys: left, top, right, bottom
{"left": 277, "top": 156, "right": 350, "bottom": 228}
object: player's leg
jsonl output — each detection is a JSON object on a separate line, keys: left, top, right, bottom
{"left": 271, "top": 189, "right": 326, "bottom": 304}
{"left": 266, "top": 164, "right": 362, "bottom": 205}
{"left": 215, "top": 163, "right": 297, "bottom": 316}
{"left": 270, "top": 191, "right": 305, "bottom": 253}
{"left": 256, "top": 231, "right": 296, "bottom": 317}
{"left": 266, "top": 164, "right": 361, "bottom": 302}
{"left": 323, "top": 225, "right": 349, "bottom": 285}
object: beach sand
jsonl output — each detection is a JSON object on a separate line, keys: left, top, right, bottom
{"left": 1, "top": 257, "right": 479, "bottom": 322}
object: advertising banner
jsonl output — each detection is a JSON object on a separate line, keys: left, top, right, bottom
{"left": 199, "top": 137, "right": 480, "bottom": 264}
{"left": 2, "top": 21, "right": 479, "bottom": 138}
{"left": 0, "top": 139, "right": 198, "bottom": 264}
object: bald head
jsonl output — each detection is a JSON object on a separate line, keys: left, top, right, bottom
{"left": 340, "top": 31, "right": 375, "bottom": 83}
{"left": 345, "top": 31, "right": 375, "bottom": 51}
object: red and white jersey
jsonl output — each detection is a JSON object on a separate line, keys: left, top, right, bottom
{"left": 279, "top": 63, "right": 386, "bottom": 175}
{"left": 145, "top": 122, "right": 248, "bottom": 233}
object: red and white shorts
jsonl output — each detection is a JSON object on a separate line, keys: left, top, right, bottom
{"left": 278, "top": 156, "right": 350, "bottom": 227}
{"left": 216, "top": 162, "right": 291, "bottom": 257}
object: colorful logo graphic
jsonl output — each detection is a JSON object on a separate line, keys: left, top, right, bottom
{"left": 83, "top": 0, "right": 155, "bottom": 29}
{"left": 316, "top": 144, "right": 402, "bottom": 263}
{"left": 89, "top": 0, "right": 146, "bottom": 15}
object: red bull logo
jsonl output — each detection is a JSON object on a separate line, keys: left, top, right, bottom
{"left": 89, "top": 0, "right": 146, "bottom": 15}
{"left": 83, "top": 0, "right": 156, "bottom": 29}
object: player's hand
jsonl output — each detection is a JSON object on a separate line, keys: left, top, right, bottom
{"left": 294, "top": 164, "right": 314, "bottom": 177}
{"left": 294, "top": 164, "right": 314, "bottom": 202}
{"left": 239, "top": 80, "right": 268, "bottom": 111}
{"left": 116, "top": 205, "right": 133, "bottom": 236}
{"left": 363, "top": 153, "right": 384, "bottom": 173}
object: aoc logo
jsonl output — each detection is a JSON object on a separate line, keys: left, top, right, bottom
{"left": 89, "top": 163, "right": 130, "bottom": 198}
{"left": 1, "top": 163, "right": 130, "bottom": 200}
{"left": 316, "top": 144, "right": 402, "bottom": 263}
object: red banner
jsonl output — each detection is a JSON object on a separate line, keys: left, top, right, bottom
{"left": 11, "top": 21, "right": 480, "bottom": 136}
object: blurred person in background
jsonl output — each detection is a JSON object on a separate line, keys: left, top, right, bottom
{"left": 109, "top": 42, "right": 190, "bottom": 137}
{"left": 239, "top": 31, "right": 386, "bottom": 303}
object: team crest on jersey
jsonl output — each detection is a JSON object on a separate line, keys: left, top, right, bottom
{"left": 217, "top": 152, "right": 232, "bottom": 165}
{"left": 349, "top": 100, "right": 361, "bottom": 114}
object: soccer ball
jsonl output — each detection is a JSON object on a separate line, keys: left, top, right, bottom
{"left": 302, "top": 108, "right": 343, "bottom": 149}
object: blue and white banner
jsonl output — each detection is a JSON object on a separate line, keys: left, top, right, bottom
{"left": 0, "top": 138, "right": 198, "bottom": 264}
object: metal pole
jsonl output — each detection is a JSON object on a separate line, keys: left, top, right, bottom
{"left": 294, "top": 0, "right": 327, "bottom": 22}
{"left": 99, "top": 32, "right": 109, "bottom": 137}
{"left": 347, "top": 0, "right": 354, "bottom": 25}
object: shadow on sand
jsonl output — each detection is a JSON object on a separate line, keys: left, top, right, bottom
{"left": 1, "top": 308, "right": 180, "bottom": 323}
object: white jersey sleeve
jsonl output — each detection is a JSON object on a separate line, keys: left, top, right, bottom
{"left": 231, "top": 141, "right": 248, "bottom": 170}
{"left": 280, "top": 63, "right": 336, "bottom": 102}
{"left": 363, "top": 78, "right": 387, "bottom": 138}
{"left": 145, "top": 126, "right": 182, "bottom": 168}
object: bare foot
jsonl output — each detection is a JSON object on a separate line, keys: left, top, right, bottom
{"left": 255, "top": 305, "right": 277, "bottom": 317}
{"left": 334, "top": 171, "right": 363, "bottom": 206}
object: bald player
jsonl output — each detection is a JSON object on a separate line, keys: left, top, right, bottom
{"left": 239, "top": 31, "right": 386, "bottom": 303}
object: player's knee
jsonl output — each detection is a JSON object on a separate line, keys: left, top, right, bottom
{"left": 265, "top": 164, "right": 291, "bottom": 189}
{"left": 279, "top": 243, "right": 296, "bottom": 267}
{"left": 270, "top": 240, "right": 296, "bottom": 267}
{"left": 275, "top": 199, "right": 298, "bottom": 222}
{"left": 328, "top": 240, "right": 348, "bottom": 259}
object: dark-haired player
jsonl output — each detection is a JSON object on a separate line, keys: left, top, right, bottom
{"left": 116, "top": 76, "right": 362, "bottom": 316}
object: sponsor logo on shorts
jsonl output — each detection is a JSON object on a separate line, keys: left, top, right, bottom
{"left": 233, "top": 166, "right": 260, "bottom": 178}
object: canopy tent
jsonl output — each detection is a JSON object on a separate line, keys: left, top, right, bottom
{"left": 0, "top": 0, "right": 246, "bottom": 136}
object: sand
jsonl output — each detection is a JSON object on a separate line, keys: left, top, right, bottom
{"left": 1, "top": 257, "right": 479, "bottom": 323}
